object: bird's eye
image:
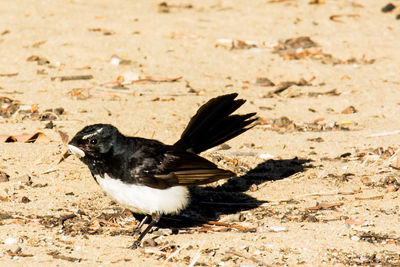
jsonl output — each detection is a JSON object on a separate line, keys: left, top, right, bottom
{"left": 90, "top": 138, "right": 97, "bottom": 145}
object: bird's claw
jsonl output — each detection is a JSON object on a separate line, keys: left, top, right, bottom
{"left": 128, "top": 241, "right": 141, "bottom": 249}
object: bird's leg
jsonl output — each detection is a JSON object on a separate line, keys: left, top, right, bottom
{"left": 131, "top": 215, "right": 150, "bottom": 236}
{"left": 129, "top": 213, "right": 161, "bottom": 249}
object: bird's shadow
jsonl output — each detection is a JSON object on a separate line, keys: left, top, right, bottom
{"left": 134, "top": 157, "right": 312, "bottom": 228}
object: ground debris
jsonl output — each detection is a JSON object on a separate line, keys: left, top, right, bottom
{"left": 325, "top": 248, "right": 400, "bottom": 265}
{"left": 216, "top": 38, "right": 260, "bottom": 50}
{"left": 0, "top": 132, "right": 50, "bottom": 144}
{"left": 88, "top": 27, "right": 114, "bottom": 35}
{"left": 264, "top": 85, "right": 341, "bottom": 98}
{"left": 307, "top": 88, "right": 341, "bottom": 97}
{"left": 355, "top": 230, "right": 400, "bottom": 245}
{"left": 0, "top": 72, "right": 18, "bottom": 77}
{"left": 47, "top": 250, "right": 84, "bottom": 262}
{"left": 351, "top": 146, "right": 398, "bottom": 165}
{"left": 307, "top": 137, "right": 324, "bottom": 142}
{"left": 270, "top": 78, "right": 312, "bottom": 96}
{"left": 252, "top": 77, "right": 275, "bottom": 87}
{"left": 158, "top": 2, "right": 193, "bottom": 13}
{"left": 0, "top": 96, "right": 20, "bottom": 117}
{"left": 0, "top": 96, "right": 66, "bottom": 122}
{"left": 51, "top": 75, "right": 93, "bottom": 82}
{"left": 259, "top": 116, "right": 358, "bottom": 133}
{"left": 382, "top": 3, "right": 396, "bottom": 13}
{"left": 6, "top": 247, "right": 33, "bottom": 258}
{"left": 273, "top": 36, "right": 375, "bottom": 65}
{"left": 68, "top": 75, "right": 184, "bottom": 100}
{"left": 329, "top": 14, "right": 360, "bottom": 23}
{"left": 306, "top": 202, "right": 343, "bottom": 211}
{"left": 228, "top": 248, "right": 270, "bottom": 266}
{"left": 0, "top": 170, "right": 10, "bottom": 182}
{"left": 341, "top": 106, "right": 358, "bottom": 114}
{"left": 26, "top": 55, "right": 50, "bottom": 65}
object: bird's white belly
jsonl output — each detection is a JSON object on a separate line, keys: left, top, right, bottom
{"left": 95, "top": 174, "right": 189, "bottom": 215}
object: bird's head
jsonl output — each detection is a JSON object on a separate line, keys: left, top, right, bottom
{"left": 68, "top": 124, "right": 120, "bottom": 159}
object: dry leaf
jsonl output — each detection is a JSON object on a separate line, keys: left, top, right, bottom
{"left": 0, "top": 170, "right": 9, "bottom": 182}
{"left": 15, "top": 132, "right": 50, "bottom": 143}
{"left": 57, "top": 130, "right": 69, "bottom": 145}
{"left": 0, "top": 135, "right": 17, "bottom": 143}
{"left": 341, "top": 106, "right": 358, "bottom": 114}
{"left": 0, "top": 132, "right": 50, "bottom": 144}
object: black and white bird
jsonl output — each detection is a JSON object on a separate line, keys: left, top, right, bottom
{"left": 67, "top": 93, "right": 257, "bottom": 248}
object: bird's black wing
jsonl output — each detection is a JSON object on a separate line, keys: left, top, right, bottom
{"left": 130, "top": 146, "right": 234, "bottom": 189}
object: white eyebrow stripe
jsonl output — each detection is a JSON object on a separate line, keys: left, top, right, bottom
{"left": 82, "top": 127, "right": 103, "bottom": 139}
{"left": 82, "top": 132, "right": 97, "bottom": 140}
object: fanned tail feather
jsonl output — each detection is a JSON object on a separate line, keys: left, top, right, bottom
{"left": 173, "top": 93, "right": 257, "bottom": 154}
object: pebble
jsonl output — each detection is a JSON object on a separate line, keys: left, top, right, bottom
{"left": 381, "top": 3, "right": 396, "bottom": 13}
{"left": 20, "top": 196, "right": 31, "bottom": 203}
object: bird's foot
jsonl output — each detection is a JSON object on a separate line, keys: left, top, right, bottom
{"left": 130, "top": 229, "right": 140, "bottom": 236}
{"left": 128, "top": 240, "right": 141, "bottom": 249}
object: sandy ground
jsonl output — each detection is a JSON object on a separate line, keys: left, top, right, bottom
{"left": 0, "top": 0, "right": 400, "bottom": 265}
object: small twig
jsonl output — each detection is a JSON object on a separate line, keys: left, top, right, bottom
{"left": 292, "top": 189, "right": 362, "bottom": 198}
{"left": 188, "top": 250, "right": 201, "bottom": 267}
{"left": 92, "top": 86, "right": 197, "bottom": 97}
{"left": 51, "top": 75, "right": 93, "bottom": 81}
{"left": 6, "top": 251, "right": 33, "bottom": 257}
{"left": 307, "top": 202, "right": 343, "bottom": 211}
{"left": 229, "top": 249, "right": 269, "bottom": 266}
{"left": 355, "top": 195, "right": 384, "bottom": 201}
{"left": 125, "top": 76, "right": 183, "bottom": 84}
{"left": 329, "top": 14, "right": 360, "bottom": 23}
{"left": 205, "top": 220, "right": 255, "bottom": 231}
{"left": 0, "top": 73, "right": 18, "bottom": 77}
{"left": 196, "top": 227, "right": 218, "bottom": 232}
{"left": 91, "top": 86, "right": 134, "bottom": 94}
{"left": 40, "top": 167, "right": 58, "bottom": 175}
{"left": 367, "top": 130, "right": 400, "bottom": 138}
{"left": 162, "top": 244, "right": 188, "bottom": 266}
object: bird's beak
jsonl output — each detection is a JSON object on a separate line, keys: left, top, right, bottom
{"left": 68, "top": 145, "right": 86, "bottom": 158}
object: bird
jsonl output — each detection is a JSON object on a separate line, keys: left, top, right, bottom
{"left": 67, "top": 93, "right": 257, "bottom": 249}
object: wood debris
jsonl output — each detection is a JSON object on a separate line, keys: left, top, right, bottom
{"left": 51, "top": 75, "right": 93, "bottom": 82}
{"left": 307, "top": 202, "right": 343, "bottom": 211}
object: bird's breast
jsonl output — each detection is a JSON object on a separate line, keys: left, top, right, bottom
{"left": 94, "top": 173, "right": 189, "bottom": 215}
